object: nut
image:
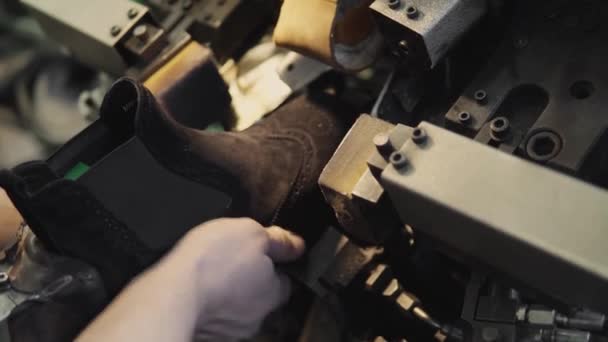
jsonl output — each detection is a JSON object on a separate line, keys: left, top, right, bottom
{"left": 412, "top": 128, "right": 427, "bottom": 145}
{"left": 406, "top": 6, "right": 419, "bottom": 19}
{"left": 396, "top": 292, "right": 416, "bottom": 311}
{"left": 388, "top": 0, "right": 401, "bottom": 9}
{"left": 389, "top": 152, "right": 408, "bottom": 169}
{"left": 490, "top": 117, "right": 510, "bottom": 141}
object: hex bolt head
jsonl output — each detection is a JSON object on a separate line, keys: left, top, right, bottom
{"left": 388, "top": 0, "right": 401, "bottom": 9}
{"left": 127, "top": 8, "right": 139, "bottom": 19}
{"left": 110, "top": 25, "right": 122, "bottom": 37}
{"left": 490, "top": 117, "right": 510, "bottom": 141}
{"left": 412, "top": 128, "right": 427, "bottom": 145}
{"left": 474, "top": 89, "right": 488, "bottom": 104}
{"left": 458, "top": 112, "right": 472, "bottom": 125}
{"left": 406, "top": 6, "right": 419, "bottom": 19}
{"left": 389, "top": 151, "right": 408, "bottom": 169}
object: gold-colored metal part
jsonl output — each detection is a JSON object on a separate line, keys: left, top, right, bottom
{"left": 396, "top": 292, "right": 416, "bottom": 311}
{"left": 382, "top": 278, "right": 401, "bottom": 298}
{"left": 434, "top": 330, "right": 448, "bottom": 342}
{"left": 144, "top": 41, "right": 212, "bottom": 96}
{"left": 365, "top": 263, "right": 388, "bottom": 290}
{"left": 412, "top": 306, "right": 431, "bottom": 321}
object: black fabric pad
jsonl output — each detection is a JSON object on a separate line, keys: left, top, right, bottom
{"left": 78, "top": 137, "right": 232, "bottom": 251}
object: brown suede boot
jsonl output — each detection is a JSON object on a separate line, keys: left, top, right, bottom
{"left": 101, "top": 78, "right": 348, "bottom": 241}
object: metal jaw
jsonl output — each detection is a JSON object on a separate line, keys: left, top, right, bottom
{"left": 0, "top": 228, "right": 105, "bottom": 325}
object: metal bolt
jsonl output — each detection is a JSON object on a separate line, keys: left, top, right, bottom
{"left": 127, "top": 8, "right": 139, "bottom": 19}
{"left": 474, "top": 89, "right": 488, "bottom": 104}
{"left": 389, "top": 152, "right": 408, "bottom": 169}
{"left": 490, "top": 117, "right": 510, "bottom": 141}
{"left": 412, "top": 128, "right": 427, "bottom": 145}
{"left": 0, "top": 272, "right": 8, "bottom": 285}
{"left": 183, "top": 0, "right": 193, "bottom": 10}
{"left": 133, "top": 24, "right": 149, "bottom": 42}
{"left": 481, "top": 327, "right": 501, "bottom": 342}
{"left": 110, "top": 25, "right": 122, "bottom": 37}
{"left": 397, "top": 40, "right": 409, "bottom": 57}
{"left": 406, "top": 6, "right": 419, "bottom": 19}
{"left": 374, "top": 132, "right": 394, "bottom": 155}
{"left": 458, "top": 112, "right": 472, "bottom": 125}
{"left": 388, "top": 0, "right": 401, "bottom": 9}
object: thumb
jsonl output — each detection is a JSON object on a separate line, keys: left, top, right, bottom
{"left": 265, "top": 226, "right": 306, "bottom": 262}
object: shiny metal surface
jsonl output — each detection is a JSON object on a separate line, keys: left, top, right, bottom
{"left": 371, "top": 0, "right": 486, "bottom": 67}
{"left": 381, "top": 122, "right": 608, "bottom": 312}
{"left": 22, "top": 0, "right": 150, "bottom": 74}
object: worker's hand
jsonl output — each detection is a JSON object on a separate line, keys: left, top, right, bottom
{"left": 78, "top": 218, "right": 305, "bottom": 342}
{"left": 172, "top": 217, "right": 306, "bottom": 340}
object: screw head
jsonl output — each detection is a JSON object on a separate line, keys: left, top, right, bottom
{"left": 474, "top": 89, "right": 488, "bottom": 104}
{"left": 406, "top": 6, "right": 419, "bottom": 19}
{"left": 458, "top": 112, "right": 472, "bottom": 124}
{"left": 127, "top": 8, "right": 139, "bottom": 19}
{"left": 412, "top": 128, "right": 427, "bottom": 144}
{"left": 110, "top": 25, "right": 122, "bottom": 37}
{"left": 490, "top": 116, "right": 510, "bottom": 141}
{"left": 388, "top": 0, "right": 401, "bottom": 9}
{"left": 389, "top": 151, "right": 408, "bottom": 169}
